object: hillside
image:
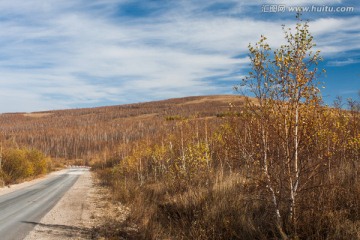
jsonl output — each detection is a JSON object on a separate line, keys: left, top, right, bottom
{"left": 2, "top": 93, "right": 359, "bottom": 239}
{"left": 0, "top": 95, "right": 245, "bottom": 161}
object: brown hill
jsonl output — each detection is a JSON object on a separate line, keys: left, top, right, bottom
{"left": 0, "top": 95, "right": 245, "bottom": 161}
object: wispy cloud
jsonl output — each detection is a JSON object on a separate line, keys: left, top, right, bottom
{"left": 0, "top": 0, "right": 358, "bottom": 112}
{"left": 327, "top": 58, "right": 360, "bottom": 66}
{"left": 310, "top": 17, "right": 360, "bottom": 55}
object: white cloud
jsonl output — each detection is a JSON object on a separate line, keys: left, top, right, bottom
{"left": 0, "top": 0, "right": 357, "bottom": 112}
{"left": 310, "top": 16, "right": 360, "bottom": 55}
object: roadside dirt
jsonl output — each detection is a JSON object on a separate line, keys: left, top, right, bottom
{"left": 24, "top": 170, "right": 129, "bottom": 240}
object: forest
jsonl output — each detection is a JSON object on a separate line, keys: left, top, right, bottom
{"left": 0, "top": 18, "right": 359, "bottom": 239}
{"left": 0, "top": 95, "right": 243, "bottom": 162}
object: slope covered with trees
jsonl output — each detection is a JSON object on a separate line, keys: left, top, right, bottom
{"left": 0, "top": 95, "right": 245, "bottom": 162}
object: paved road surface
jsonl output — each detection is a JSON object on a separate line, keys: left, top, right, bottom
{"left": 0, "top": 168, "right": 87, "bottom": 240}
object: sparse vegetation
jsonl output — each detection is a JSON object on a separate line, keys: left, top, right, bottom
{"left": 216, "top": 111, "right": 240, "bottom": 118}
{"left": 165, "top": 115, "right": 186, "bottom": 121}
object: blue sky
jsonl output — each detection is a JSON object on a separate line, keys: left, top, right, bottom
{"left": 0, "top": 0, "right": 358, "bottom": 112}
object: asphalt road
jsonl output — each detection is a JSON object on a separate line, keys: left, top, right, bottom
{"left": 0, "top": 168, "right": 86, "bottom": 240}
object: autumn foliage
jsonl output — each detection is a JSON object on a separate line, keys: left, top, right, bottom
{"left": 0, "top": 148, "right": 51, "bottom": 185}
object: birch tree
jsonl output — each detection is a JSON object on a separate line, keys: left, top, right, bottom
{"left": 241, "top": 15, "right": 324, "bottom": 238}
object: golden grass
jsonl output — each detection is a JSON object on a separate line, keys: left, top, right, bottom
{"left": 23, "top": 112, "right": 53, "bottom": 118}
{"left": 179, "top": 95, "right": 246, "bottom": 106}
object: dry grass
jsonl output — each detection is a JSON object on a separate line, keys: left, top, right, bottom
{"left": 94, "top": 164, "right": 360, "bottom": 240}
{"left": 23, "top": 112, "right": 53, "bottom": 118}
{"left": 94, "top": 170, "right": 279, "bottom": 240}
{"left": 179, "top": 95, "right": 245, "bottom": 106}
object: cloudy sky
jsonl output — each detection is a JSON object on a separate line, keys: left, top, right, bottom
{"left": 0, "top": 0, "right": 358, "bottom": 112}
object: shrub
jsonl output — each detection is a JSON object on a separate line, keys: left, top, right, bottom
{"left": 1, "top": 148, "right": 51, "bottom": 184}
